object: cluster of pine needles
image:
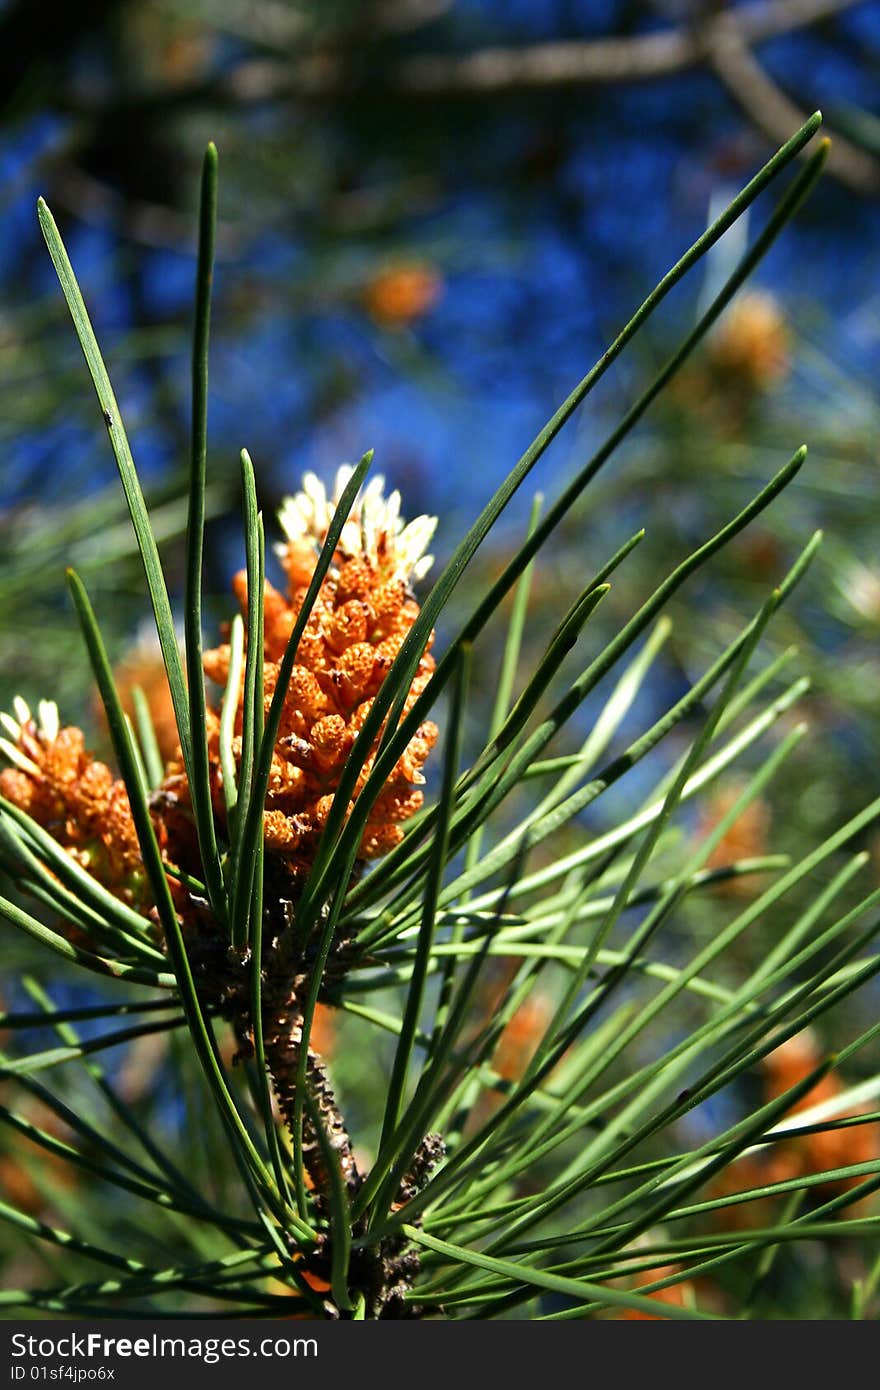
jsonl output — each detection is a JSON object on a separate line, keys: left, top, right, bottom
{"left": 1, "top": 113, "right": 880, "bottom": 1320}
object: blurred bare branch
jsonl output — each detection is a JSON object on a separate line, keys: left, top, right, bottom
{"left": 705, "top": 11, "right": 880, "bottom": 194}
{"left": 274, "top": 0, "right": 866, "bottom": 96}
{"left": 155, "top": 0, "right": 875, "bottom": 194}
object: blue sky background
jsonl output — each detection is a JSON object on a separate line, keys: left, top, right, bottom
{"left": 2, "top": 0, "right": 879, "bottom": 550}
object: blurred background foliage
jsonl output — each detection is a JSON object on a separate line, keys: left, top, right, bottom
{"left": 2, "top": 0, "right": 880, "bottom": 1316}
